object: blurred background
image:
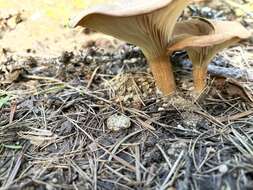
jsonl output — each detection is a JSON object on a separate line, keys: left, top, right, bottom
{"left": 0, "top": 0, "right": 252, "bottom": 56}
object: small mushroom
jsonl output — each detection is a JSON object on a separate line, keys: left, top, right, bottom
{"left": 168, "top": 18, "right": 251, "bottom": 93}
{"left": 70, "top": 0, "right": 191, "bottom": 95}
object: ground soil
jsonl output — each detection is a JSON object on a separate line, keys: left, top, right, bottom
{"left": 0, "top": 1, "right": 253, "bottom": 190}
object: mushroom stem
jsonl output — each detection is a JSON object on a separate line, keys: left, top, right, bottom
{"left": 192, "top": 64, "right": 208, "bottom": 93}
{"left": 149, "top": 55, "right": 176, "bottom": 95}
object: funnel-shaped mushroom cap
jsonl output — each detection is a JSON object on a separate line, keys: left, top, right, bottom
{"left": 70, "top": 0, "right": 191, "bottom": 58}
{"left": 169, "top": 18, "right": 251, "bottom": 51}
{"left": 168, "top": 18, "right": 251, "bottom": 93}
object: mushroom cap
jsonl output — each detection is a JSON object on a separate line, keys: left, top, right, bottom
{"left": 168, "top": 18, "right": 251, "bottom": 52}
{"left": 70, "top": 0, "right": 174, "bottom": 27}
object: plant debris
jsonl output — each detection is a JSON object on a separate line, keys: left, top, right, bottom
{"left": 0, "top": 1, "right": 253, "bottom": 190}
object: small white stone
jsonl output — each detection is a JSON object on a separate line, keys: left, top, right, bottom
{"left": 219, "top": 164, "right": 228, "bottom": 173}
{"left": 88, "top": 142, "right": 98, "bottom": 152}
{"left": 177, "top": 124, "right": 184, "bottom": 130}
{"left": 206, "top": 147, "right": 216, "bottom": 153}
{"left": 52, "top": 178, "right": 58, "bottom": 183}
{"left": 158, "top": 107, "right": 165, "bottom": 111}
{"left": 162, "top": 103, "right": 169, "bottom": 108}
{"left": 107, "top": 114, "right": 131, "bottom": 131}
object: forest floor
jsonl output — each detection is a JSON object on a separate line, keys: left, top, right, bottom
{"left": 0, "top": 0, "right": 253, "bottom": 190}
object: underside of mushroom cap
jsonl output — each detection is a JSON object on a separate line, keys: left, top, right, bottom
{"left": 168, "top": 18, "right": 251, "bottom": 52}
{"left": 172, "top": 17, "right": 214, "bottom": 40}
{"left": 70, "top": 0, "right": 191, "bottom": 58}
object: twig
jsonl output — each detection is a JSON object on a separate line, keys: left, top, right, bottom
{"left": 107, "top": 129, "right": 144, "bottom": 162}
{"left": 87, "top": 66, "right": 100, "bottom": 89}
{"left": 135, "top": 145, "right": 141, "bottom": 183}
{"left": 156, "top": 144, "right": 172, "bottom": 169}
{"left": 160, "top": 150, "right": 185, "bottom": 190}
{"left": 22, "top": 74, "right": 112, "bottom": 104}
{"left": 217, "top": 109, "right": 253, "bottom": 122}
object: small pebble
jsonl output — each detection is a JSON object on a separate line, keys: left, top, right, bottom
{"left": 177, "top": 124, "right": 184, "bottom": 130}
{"left": 107, "top": 114, "right": 131, "bottom": 131}
{"left": 52, "top": 178, "right": 58, "bottom": 183}
{"left": 219, "top": 164, "right": 228, "bottom": 174}
{"left": 158, "top": 107, "right": 165, "bottom": 111}
{"left": 85, "top": 55, "right": 93, "bottom": 63}
{"left": 206, "top": 147, "right": 216, "bottom": 153}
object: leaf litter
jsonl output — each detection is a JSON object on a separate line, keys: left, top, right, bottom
{"left": 0, "top": 0, "right": 253, "bottom": 190}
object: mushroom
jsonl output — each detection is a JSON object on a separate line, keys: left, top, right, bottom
{"left": 168, "top": 18, "right": 251, "bottom": 93}
{"left": 70, "top": 0, "right": 191, "bottom": 95}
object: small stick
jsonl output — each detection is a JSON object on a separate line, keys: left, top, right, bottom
{"left": 87, "top": 66, "right": 100, "bottom": 89}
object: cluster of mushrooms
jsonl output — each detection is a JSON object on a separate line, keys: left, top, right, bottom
{"left": 70, "top": 0, "right": 251, "bottom": 96}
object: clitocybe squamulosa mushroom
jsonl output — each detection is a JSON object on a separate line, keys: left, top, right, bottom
{"left": 168, "top": 18, "right": 251, "bottom": 93}
{"left": 70, "top": 0, "right": 191, "bottom": 95}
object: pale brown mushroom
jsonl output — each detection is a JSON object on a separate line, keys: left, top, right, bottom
{"left": 168, "top": 18, "right": 251, "bottom": 93}
{"left": 70, "top": 0, "right": 191, "bottom": 95}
